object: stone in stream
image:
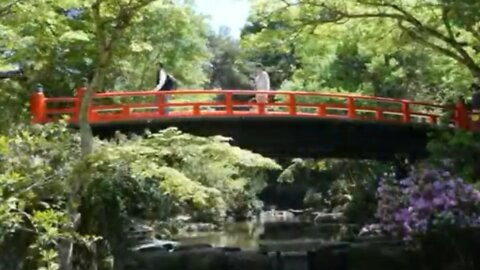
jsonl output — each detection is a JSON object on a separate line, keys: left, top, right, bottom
{"left": 183, "top": 222, "right": 220, "bottom": 232}
{"left": 313, "top": 212, "right": 345, "bottom": 224}
{"left": 226, "top": 251, "right": 270, "bottom": 270}
{"left": 260, "top": 220, "right": 356, "bottom": 241}
{"left": 173, "top": 243, "right": 213, "bottom": 251}
{"left": 131, "top": 239, "right": 178, "bottom": 252}
{"left": 128, "top": 247, "right": 271, "bottom": 270}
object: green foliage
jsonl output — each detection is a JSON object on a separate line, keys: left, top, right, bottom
{"left": 244, "top": 0, "right": 478, "bottom": 102}
{"left": 82, "top": 128, "right": 279, "bottom": 261}
{"left": 0, "top": 0, "right": 210, "bottom": 133}
{"left": 0, "top": 122, "right": 279, "bottom": 267}
{"left": 274, "top": 158, "right": 388, "bottom": 224}
{"left": 0, "top": 122, "right": 79, "bottom": 269}
{"left": 427, "top": 130, "right": 480, "bottom": 183}
{"left": 205, "top": 29, "right": 252, "bottom": 90}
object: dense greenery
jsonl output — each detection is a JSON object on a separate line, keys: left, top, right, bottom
{"left": 2, "top": 0, "right": 480, "bottom": 268}
{"left": 0, "top": 123, "right": 279, "bottom": 268}
{"left": 243, "top": 0, "right": 479, "bottom": 102}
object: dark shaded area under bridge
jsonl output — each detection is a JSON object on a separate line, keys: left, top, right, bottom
{"left": 74, "top": 116, "right": 439, "bottom": 160}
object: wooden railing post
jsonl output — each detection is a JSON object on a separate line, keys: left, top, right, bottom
{"left": 156, "top": 91, "right": 165, "bottom": 116}
{"left": 30, "top": 84, "right": 45, "bottom": 124}
{"left": 288, "top": 93, "right": 296, "bottom": 115}
{"left": 73, "top": 83, "right": 86, "bottom": 122}
{"left": 225, "top": 92, "right": 233, "bottom": 115}
{"left": 347, "top": 97, "right": 356, "bottom": 119}
{"left": 401, "top": 101, "right": 411, "bottom": 123}
{"left": 375, "top": 108, "right": 383, "bottom": 121}
{"left": 317, "top": 104, "right": 326, "bottom": 117}
{"left": 455, "top": 98, "right": 468, "bottom": 129}
{"left": 193, "top": 104, "right": 200, "bottom": 116}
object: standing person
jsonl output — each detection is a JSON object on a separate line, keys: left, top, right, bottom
{"left": 154, "top": 62, "right": 177, "bottom": 114}
{"left": 254, "top": 64, "right": 270, "bottom": 104}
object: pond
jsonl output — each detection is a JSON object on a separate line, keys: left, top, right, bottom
{"left": 173, "top": 211, "right": 347, "bottom": 251}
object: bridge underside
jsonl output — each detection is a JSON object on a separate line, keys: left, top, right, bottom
{"left": 81, "top": 116, "right": 435, "bottom": 160}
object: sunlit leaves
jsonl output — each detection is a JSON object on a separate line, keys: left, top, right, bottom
{"left": 244, "top": 0, "right": 478, "bottom": 102}
{"left": 59, "top": 30, "right": 91, "bottom": 42}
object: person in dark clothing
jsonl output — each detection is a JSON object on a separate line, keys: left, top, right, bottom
{"left": 155, "top": 63, "right": 177, "bottom": 91}
{"left": 154, "top": 63, "right": 177, "bottom": 114}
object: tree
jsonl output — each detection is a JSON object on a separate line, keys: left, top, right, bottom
{"left": 0, "top": 123, "right": 280, "bottom": 268}
{"left": 269, "top": 0, "right": 480, "bottom": 82}
{"left": 241, "top": 16, "right": 300, "bottom": 89}
{"left": 243, "top": 0, "right": 476, "bottom": 102}
{"left": 205, "top": 29, "right": 252, "bottom": 90}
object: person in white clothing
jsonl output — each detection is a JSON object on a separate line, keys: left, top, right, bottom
{"left": 254, "top": 64, "right": 270, "bottom": 104}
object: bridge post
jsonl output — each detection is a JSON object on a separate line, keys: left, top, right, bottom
{"left": 455, "top": 98, "right": 468, "bottom": 129}
{"left": 288, "top": 93, "right": 296, "bottom": 115}
{"left": 30, "top": 84, "right": 45, "bottom": 124}
{"left": 375, "top": 108, "right": 383, "bottom": 120}
{"left": 156, "top": 91, "right": 165, "bottom": 116}
{"left": 317, "top": 104, "right": 326, "bottom": 117}
{"left": 225, "top": 92, "right": 233, "bottom": 115}
{"left": 73, "top": 83, "right": 86, "bottom": 122}
{"left": 347, "top": 97, "right": 356, "bottom": 119}
{"left": 401, "top": 101, "right": 411, "bottom": 123}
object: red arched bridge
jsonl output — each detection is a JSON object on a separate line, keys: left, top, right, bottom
{"left": 29, "top": 87, "right": 480, "bottom": 159}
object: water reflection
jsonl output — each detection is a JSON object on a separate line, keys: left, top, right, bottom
{"left": 174, "top": 221, "right": 264, "bottom": 250}
{"left": 174, "top": 211, "right": 339, "bottom": 250}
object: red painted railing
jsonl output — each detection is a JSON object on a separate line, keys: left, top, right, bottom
{"left": 29, "top": 86, "right": 479, "bottom": 130}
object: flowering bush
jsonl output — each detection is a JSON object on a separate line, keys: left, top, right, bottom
{"left": 375, "top": 166, "right": 480, "bottom": 238}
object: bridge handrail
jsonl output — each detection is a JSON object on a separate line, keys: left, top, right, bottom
{"left": 89, "top": 89, "right": 446, "bottom": 105}
{"left": 30, "top": 87, "right": 472, "bottom": 130}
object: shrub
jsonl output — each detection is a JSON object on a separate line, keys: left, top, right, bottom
{"left": 376, "top": 166, "right": 480, "bottom": 239}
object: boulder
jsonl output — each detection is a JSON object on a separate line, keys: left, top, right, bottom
{"left": 313, "top": 212, "right": 345, "bottom": 224}
{"left": 129, "top": 248, "right": 271, "bottom": 270}
{"left": 226, "top": 251, "right": 270, "bottom": 270}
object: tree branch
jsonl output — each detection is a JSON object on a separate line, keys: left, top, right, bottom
{"left": 441, "top": 7, "right": 455, "bottom": 41}
{"left": 291, "top": 1, "right": 480, "bottom": 78}
{"left": 0, "top": 69, "right": 24, "bottom": 79}
{"left": 398, "top": 22, "right": 465, "bottom": 65}
{"left": 0, "top": 0, "right": 22, "bottom": 17}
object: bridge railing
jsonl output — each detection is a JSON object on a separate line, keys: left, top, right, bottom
{"left": 29, "top": 86, "right": 474, "bottom": 130}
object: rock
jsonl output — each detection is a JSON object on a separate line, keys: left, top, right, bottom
{"left": 358, "top": 224, "right": 383, "bottom": 237}
{"left": 219, "top": 246, "right": 242, "bottom": 252}
{"left": 183, "top": 223, "right": 219, "bottom": 232}
{"left": 131, "top": 239, "right": 178, "bottom": 252}
{"left": 227, "top": 251, "right": 270, "bottom": 270}
{"left": 287, "top": 208, "right": 314, "bottom": 216}
{"left": 347, "top": 243, "right": 415, "bottom": 270}
{"left": 181, "top": 249, "right": 229, "bottom": 270}
{"left": 174, "top": 215, "right": 192, "bottom": 222}
{"left": 313, "top": 212, "right": 345, "bottom": 224}
{"left": 260, "top": 239, "right": 334, "bottom": 252}
{"left": 174, "top": 243, "right": 213, "bottom": 251}
{"left": 130, "top": 248, "right": 270, "bottom": 270}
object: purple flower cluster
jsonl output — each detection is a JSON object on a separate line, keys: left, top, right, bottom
{"left": 375, "top": 167, "right": 480, "bottom": 238}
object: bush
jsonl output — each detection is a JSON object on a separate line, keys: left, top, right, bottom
{"left": 376, "top": 166, "right": 480, "bottom": 239}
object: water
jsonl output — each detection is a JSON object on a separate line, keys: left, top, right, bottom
{"left": 174, "top": 221, "right": 265, "bottom": 250}
{"left": 173, "top": 211, "right": 347, "bottom": 251}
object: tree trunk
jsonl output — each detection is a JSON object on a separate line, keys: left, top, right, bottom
{"left": 58, "top": 48, "right": 111, "bottom": 270}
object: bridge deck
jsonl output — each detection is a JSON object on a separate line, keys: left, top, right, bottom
{"left": 29, "top": 88, "right": 478, "bottom": 159}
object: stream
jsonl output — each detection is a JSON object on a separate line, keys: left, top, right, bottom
{"left": 173, "top": 211, "right": 347, "bottom": 251}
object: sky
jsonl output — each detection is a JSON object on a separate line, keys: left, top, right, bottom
{"left": 193, "top": 0, "right": 250, "bottom": 38}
